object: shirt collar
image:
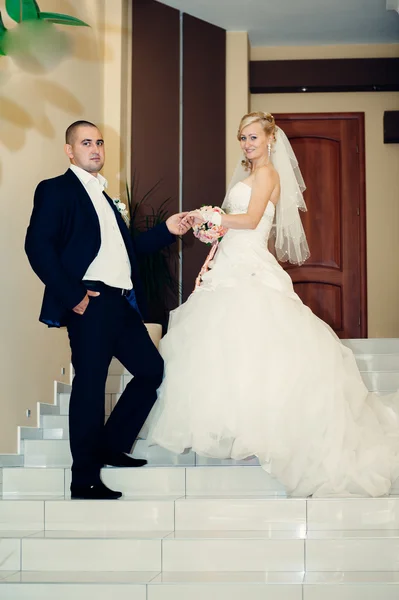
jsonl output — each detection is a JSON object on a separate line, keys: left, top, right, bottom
{"left": 70, "top": 164, "right": 108, "bottom": 191}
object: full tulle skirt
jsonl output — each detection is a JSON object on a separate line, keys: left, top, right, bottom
{"left": 145, "top": 234, "right": 399, "bottom": 497}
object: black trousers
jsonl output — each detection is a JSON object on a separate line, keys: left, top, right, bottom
{"left": 66, "top": 283, "right": 163, "bottom": 486}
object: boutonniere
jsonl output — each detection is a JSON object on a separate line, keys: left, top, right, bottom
{"left": 112, "top": 198, "right": 129, "bottom": 225}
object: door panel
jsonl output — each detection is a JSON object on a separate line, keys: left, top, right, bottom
{"left": 274, "top": 114, "right": 367, "bottom": 338}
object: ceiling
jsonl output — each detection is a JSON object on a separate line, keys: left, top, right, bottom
{"left": 157, "top": 0, "right": 399, "bottom": 46}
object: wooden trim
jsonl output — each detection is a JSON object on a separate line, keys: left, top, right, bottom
{"left": 357, "top": 113, "right": 367, "bottom": 338}
{"left": 384, "top": 111, "right": 399, "bottom": 143}
{"left": 273, "top": 112, "right": 367, "bottom": 337}
{"left": 131, "top": 0, "right": 180, "bottom": 208}
{"left": 182, "top": 14, "right": 226, "bottom": 300}
{"left": 250, "top": 58, "right": 399, "bottom": 94}
{"left": 131, "top": 0, "right": 180, "bottom": 323}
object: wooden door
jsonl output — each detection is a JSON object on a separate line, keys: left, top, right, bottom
{"left": 274, "top": 113, "right": 367, "bottom": 339}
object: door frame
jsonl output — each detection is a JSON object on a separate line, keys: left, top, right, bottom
{"left": 274, "top": 112, "right": 367, "bottom": 338}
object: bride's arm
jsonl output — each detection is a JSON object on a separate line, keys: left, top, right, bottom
{"left": 222, "top": 168, "right": 278, "bottom": 230}
{"left": 192, "top": 167, "right": 278, "bottom": 231}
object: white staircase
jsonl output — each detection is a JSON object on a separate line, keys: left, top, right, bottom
{"left": 1, "top": 338, "right": 399, "bottom": 599}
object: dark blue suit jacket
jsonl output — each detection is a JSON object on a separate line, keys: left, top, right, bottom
{"left": 25, "top": 169, "right": 175, "bottom": 327}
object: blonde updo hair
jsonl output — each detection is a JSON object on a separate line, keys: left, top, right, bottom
{"left": 237, "top": 111, "right": 276, "bottom": 170}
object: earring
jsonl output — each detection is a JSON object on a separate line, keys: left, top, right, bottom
{"left": 267, "top": 143, "right": 272, "bottom": 157}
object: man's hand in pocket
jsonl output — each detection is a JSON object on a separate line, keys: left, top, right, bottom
{"left": 72, "top": 290, "right": 100, "bottom": 315}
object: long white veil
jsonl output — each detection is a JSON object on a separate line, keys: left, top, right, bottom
{"left": 222, "top": 125, "right": 310, "bottom": 266}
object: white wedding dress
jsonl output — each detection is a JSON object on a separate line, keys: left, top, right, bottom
{"left": 146, "top": 181, "right": 399, "bottom": 497}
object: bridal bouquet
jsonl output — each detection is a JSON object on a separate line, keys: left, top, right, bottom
{"left": 192, "top": 206, "right": 227, "bottom": 245}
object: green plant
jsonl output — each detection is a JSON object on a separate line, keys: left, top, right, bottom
{"left": 126, "top": 180, "right": 181, "bottom": 328}
{"left": 0, "top": 0, "right": 88, "bottom": 56}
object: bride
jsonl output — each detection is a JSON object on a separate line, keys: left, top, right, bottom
{"left": 146, "top": 111, "right": 399, "bottom": 498}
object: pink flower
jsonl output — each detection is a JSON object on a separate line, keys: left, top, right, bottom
{"left": 192, "top": 205, "right": 228, "bottom": 245}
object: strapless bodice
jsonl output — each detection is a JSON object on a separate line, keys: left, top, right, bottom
{"left": 221, "top": 181, "right": 275, "bottom": 248}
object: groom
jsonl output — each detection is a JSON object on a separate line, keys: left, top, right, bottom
{"left": 25, "top": 120, "right": 192, "bottom": 500}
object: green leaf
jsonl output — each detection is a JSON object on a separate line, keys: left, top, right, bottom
{"left": 39, "top": 12, "right": 89, "bottom": 27}
{"left": 0, "top": 10, "right": 6, "bottom": 31}
{"left": 0, "top": 11, "right": 7, "bottom": 55}
{"left": 6, "top": 0, "right": 40, "bottom": 23}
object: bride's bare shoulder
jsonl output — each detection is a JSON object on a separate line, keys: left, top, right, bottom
{"left": 253, "top": 163, "right": 280, "bottom": 186}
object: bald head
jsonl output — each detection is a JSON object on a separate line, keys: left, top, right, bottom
{"left": 64, "top": 121, "right": 105, "bottom": 175}
{"left": 65, "top": 120, "right": 98, "bottom": 145}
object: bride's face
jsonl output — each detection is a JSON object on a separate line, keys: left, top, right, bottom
{"left": 239, "top": 122, "right": 271, "bottom": 162}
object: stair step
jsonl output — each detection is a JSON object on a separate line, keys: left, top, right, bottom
{"left": 23, "top": 440, "right": 71, "bottom": 467}
{"left": 2, "top": 466, "right": 187, "bottom": 497}
{"left": 4, "top": 465, "right": 399, "bottom": 497}
{"left": 19, "top": 428, "right": 43, "bottom": 441}
{"left": 149, "top": 571, "right": 304, "bottom": 600}
{"left": 1, "top": 570, "right": 399, "bottom": 600}
{"left": 20, "top": 427, "right": 68, "bottom": 441}
{"left": 2, "top": 468, "right": 66, "bottom": 496}
{"left": 22, "top": 439, "right": 197, "bottom": 467}
{"left": 0, "top": 455, "right": 23, "bottom": 467}
{"left": 2, "top": 529, "right": 399, "bottom": 572}
{"left": 305, "top": 529, "right": 399, "bottom": 571}
{"left": 41, "top": 415, "right": 69, "bottom": 430}
{"left": 303, "top": 572, "right": 399, "bottom": 600}
{"left": 360, "top": 371, "right": 399, "bottom": 392}
{"left": 39, "top": 403, "right": 60, "bottom": 416}
{"left": 343, "top": 338, "right": 399, "bottom": 355}
{"left": 34, "top": 499, "right": 176, "bottom": 531}
{"left": 356, "top": 353, "right": 399, "bottom": 372}
{"left": 2, "top": 495, "right": 399, "bottom": 531}
{"left": 57, "top": 393, "right": 117, "bottom": 417}
{"left": 0, "top": 573, "right": 150, "bottom": 600}
{"left": 19, "top": 534, "right": 162, "bottom": 572}
{"left": 43, "top": 429, "right": 68, "bottom": 440}
{"left": 174, "top": 497, "right": 305, "bottom": 530}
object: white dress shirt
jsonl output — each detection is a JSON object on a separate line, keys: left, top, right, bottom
{"left": 70, "top": 164, "right": 132, "bottom": 290}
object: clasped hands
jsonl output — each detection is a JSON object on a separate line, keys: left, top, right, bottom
{"left": 165, "top": 210, "right": 206, "bottom": 235}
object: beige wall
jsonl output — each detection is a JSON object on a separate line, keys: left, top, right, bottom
{"left": 102, "top": 0, "right": 132, "bottom": 199}
{"left": 226, "top": 32, "right": 249, "bottom": 185}
{"left": 249, "top": 44, "right": 399, "bottom": 338}
{"left": 0, "top": 0, "right": 129, "bottom": 453}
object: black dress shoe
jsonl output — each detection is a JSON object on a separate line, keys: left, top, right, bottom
{"left": 70, "top": 481, "right": 122, "bottom": 500}
{"left": 103, "top": 451, "right": 147, "bottom": 468}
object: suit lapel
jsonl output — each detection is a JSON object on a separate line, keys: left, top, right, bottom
{"left": 63, "top": 169, "right": 100, "bottom": 230}
{"left": 64, "top": 169, "right": 138, "bottom": 276}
